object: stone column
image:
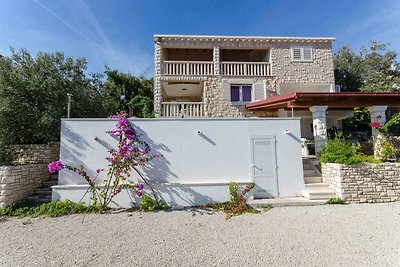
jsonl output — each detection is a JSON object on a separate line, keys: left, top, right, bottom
{"left": 154, "top": 41, "right": 162, "bottom": 117}
{"left": 309, "top": 105, "right": 328, "bottom": 156}
{"left": 213, "top": 46, "right": 220, "bottom": 75}
{"left": 367, "top": 105, "right": 387, "bottom": 159}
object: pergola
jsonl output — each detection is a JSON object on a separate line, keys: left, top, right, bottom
{"left": 246, "top": 92, "right": 400, "bottom": 155}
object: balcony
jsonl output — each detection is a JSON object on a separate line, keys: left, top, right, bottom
{"left": 163, "top": 61, "right": 214, "bottom": 76}
{"left": 220, "top": 62, "right": 271, "bottom": 76}
{"left": 161, "top": 61, "right": 272, "bottom": 77}
{"left": 161, "top": 102, "right": 205, "bottom": 117}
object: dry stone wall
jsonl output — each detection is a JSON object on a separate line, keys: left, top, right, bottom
{"left": 322, "top": 163, "right": 400, "bottom": 203}
{"left": 0, "top": 164, "right": 49, "bottom": 207}
{"left": 13, "top": 142, "right": 60, "bottom": 164}
{"left": 0, "top": 142, "right": 60, "bottom": 207}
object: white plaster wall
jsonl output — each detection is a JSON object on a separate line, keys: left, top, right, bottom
{"left": 54, "top": 118, "right": 303, "bottom": 207}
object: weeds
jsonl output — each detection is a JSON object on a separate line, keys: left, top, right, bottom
{"left": 0, "top": 199, "right": 104, "bottom": 218}
{"left": 326, "top": 197, "right": 345, "bottom": 205}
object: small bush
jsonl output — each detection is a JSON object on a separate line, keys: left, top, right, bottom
{"left": 326, "top": 197, "right": 345, "bottom": 205}
{"left": 139, "top": 195, "right": 169, "bottom": 211}
{"left": 0, "top": 199, "right": 103, "bottom": 218}
{"left": 320, "top": 135, "right": 378, "bottom": 165}
{"left": 380, "top": 137, "right": 398, "bottom": 161}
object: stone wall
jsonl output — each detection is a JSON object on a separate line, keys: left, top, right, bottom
{"left": 0, "top": 143, "right": 60, "bottom": 207}
{"left": 13, "top": 142, "right": 60, "bottom": 164}
{"left": 322, "top": 163, "right": 400, "bottom": 203}
{"left": 0, "top": 164, "right": 49, "bottom": 207}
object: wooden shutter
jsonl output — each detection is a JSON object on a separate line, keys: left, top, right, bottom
{"left": 291, "top": 47, "right": 302, "bottom": 61}
{"left": 253, "top": 82, "right": 266, "bottom": 101}
{"left": 303, "top": 47, "right": 313, "bottom": 61}
{"left": 221, "top": 80, "right": 231, "bottom": 101}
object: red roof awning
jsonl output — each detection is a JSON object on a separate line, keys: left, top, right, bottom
{"left": 246, "top": 92, "right": 400, "bottom": 111}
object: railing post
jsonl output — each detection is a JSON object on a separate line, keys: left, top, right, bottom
{"left": 213, "top": 46, "right": 220, "bottom": 75}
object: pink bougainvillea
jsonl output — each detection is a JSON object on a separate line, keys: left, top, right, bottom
{"left": 48, "top": 161, "right": 64, "bottom": 173}
{"left": 370, "top": 121, "right": 381, "bottom": 129}
{"left": 48, "top": 111, "right": 162, "bottom": 208}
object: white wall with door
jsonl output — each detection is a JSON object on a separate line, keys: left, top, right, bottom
{"left": 53, "top": 118, "right": 304, "bottom": 207}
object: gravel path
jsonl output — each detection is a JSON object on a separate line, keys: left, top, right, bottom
{"left": 1, "top": 202, "right": 400, "bottom": 267}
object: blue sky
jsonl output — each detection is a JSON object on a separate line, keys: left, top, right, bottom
{"left": 1, "top": 0, "right": 399, "bottom": 77}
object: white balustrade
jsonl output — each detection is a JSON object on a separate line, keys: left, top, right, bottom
{"left": 162, "top": 61, "right": 214, "bottom": 76}
{"left": 220, "top": 62, "right": 271, "bottom": 76}
{"left": 161, "top": 102, "right": 205, "bottom": 117}
{"left": 162, "top": 61, "right": 272, "bottom": 76}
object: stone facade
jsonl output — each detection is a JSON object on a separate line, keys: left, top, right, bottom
{"left": 271, "top": 42, "right": 334, "bottom": 85}
{"left": 203, "top": 76, "right": 277, "bottom": 117}
{"left": 154, "top": 35, "right": 335, "bottom": 118}
{"left": 0, "top": 164, "right": 49, "bottom": 207}
{"left": 322, "top": 163, "right": 400, "bottom": 203}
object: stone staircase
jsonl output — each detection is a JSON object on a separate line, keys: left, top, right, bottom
{"left": 302, "top": 158, "right": 335, "bottom": 200}
{"left": 24, "top": 173, "right": 58, "bottom": 203}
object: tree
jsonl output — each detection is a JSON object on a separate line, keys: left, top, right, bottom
{"left": 102, "top": 69, "right": 154, "bottom": 117}
{"left": 334, "top": 41, "right": 400, "bottom": 92}
{"left": 0, "top": 48, "right": 107, "bottom": 145}
{"left": 334, "top": 46, "right": 364, "bottom": 92}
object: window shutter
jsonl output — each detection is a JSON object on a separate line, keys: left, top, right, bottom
{"left": 221, "top": 80, "right": 231, "bottom": 101}
{"left": 291, "top": 48, "right": 302, "bottom": 61}
{"left": 303, "top": 47, "right": 312, "bottom": 61}
{"left": 253, "top": 82, "right": 266, "bottom": 101}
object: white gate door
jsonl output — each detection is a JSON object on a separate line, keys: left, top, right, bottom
{"left": 251, "top": 136, "right": 278, "bottom": 199}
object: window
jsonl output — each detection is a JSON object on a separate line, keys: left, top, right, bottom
{"left": 230, "top": 84, "right": 252, "bottom": 103}
{"left": 291, "top": 46, "right": 313, "bottom": 62}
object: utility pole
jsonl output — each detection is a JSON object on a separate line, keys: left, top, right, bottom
{"left": 67, "top": 93, "right": 72, "bottom": 118}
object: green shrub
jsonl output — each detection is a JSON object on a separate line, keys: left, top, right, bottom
{"left": 320, "top": 135, "right": 378, "bottom": 165}
{"left": 139, "top": 195, "right": 169, "bottom": 211}
{"left": 0, "top": 199, "right": 102, "bottom": 218}
{"left": 326, "top": 197, "right": 345, "bottom": 205}
{"left": 380, "top": 137, "right": 398, "bottom": 161}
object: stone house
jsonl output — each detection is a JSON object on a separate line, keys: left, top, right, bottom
{"left": 153, "top": 34, "right": 400, "bottom": 201}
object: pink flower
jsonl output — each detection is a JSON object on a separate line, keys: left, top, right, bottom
{"left": 96, "top": 169, "right": 101, "bottom": 174}
{"left": 136, "top": 191, "right": 143, "bottom": 198}
{"left": 137, "top": 183, "right": 144, "bottom": 190}
{"left": 370, "top": 121, "right": 381, "bottom": 128}
{"left": 48, "top": 161, "right": 64, "bottom": 173}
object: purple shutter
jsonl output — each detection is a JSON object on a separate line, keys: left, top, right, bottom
{"left": 242, "top": 85, "right": 252, "bottom": 102}
{"left": 230, "top": 86, "right": 240, "bottom": 102}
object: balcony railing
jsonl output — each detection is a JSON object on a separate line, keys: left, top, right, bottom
{"left": 161, "top": 102, "right": 205, "bottom": 117}
{"left": 161, "top": 61, "right": 272, "bottom": 76}
{"left": 163, "top": 61, "right": 214, "bottom": 76}
{"left": 220, "top": 62, "right": 271, "bottom": 76}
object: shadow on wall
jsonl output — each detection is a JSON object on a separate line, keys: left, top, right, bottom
{"left": 60, "top": 123, "right": 95, "bottom": 185}
{"left": 133, "top": 124, "right": 217, "bottom": 206}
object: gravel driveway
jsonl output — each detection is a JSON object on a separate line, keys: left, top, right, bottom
{"left": 1, "top": 202, "right": 400, "bottom": 267}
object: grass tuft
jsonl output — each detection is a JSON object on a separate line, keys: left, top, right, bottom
{"left": 326, "top": 197, "right": 345, "bottom": 205}
{"left": 0, "top": 199, "right": 105, "bottom": 218}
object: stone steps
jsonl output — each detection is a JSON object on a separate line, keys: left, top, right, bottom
{"left": 304, "top": 176, "right": 322, "bottom": 184}
{"left": 24, "top": 174, "right": 58, "bottom": 204}
{"left": 302, "top": 158, "right": 335, "bottom": 201}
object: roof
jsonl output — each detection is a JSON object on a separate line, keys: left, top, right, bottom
{"left": 246, "top": 92, "right": 400, "bottom": 111}
{"left": 154, "top": 34, "right": 335, "bottom": 43}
